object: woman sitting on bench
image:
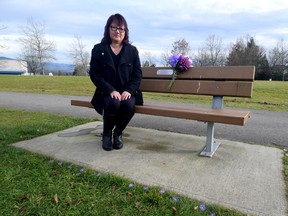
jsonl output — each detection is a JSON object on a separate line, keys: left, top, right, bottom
{"left": 89, "top": 13, "right": 142, "bottom": 151}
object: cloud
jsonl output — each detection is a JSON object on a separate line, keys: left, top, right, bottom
{"left": 1, "top": 0, "right": 288, "bottom": 63}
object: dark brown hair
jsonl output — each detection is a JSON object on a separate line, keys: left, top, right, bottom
{"left": 101, "top": 13, "right": 130, "bottom": 44}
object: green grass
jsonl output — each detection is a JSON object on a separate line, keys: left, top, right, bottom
{"left": 0, "top": 75, "right": 287, "bottom": 112}
{"left": 0, "top": 76, "right": 287, "bottom": 215}
{"left": 0, "top": 108, "right": 246, "bottom": 215}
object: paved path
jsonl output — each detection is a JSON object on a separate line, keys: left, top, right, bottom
{"left": 1, "top": 91, "right": 287, "bottom": 147}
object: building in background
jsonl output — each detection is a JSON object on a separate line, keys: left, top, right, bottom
{"left": 0, "top": 57, "right": 30, "bottom": 75}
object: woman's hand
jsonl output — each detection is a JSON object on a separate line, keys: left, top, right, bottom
{"left": 110, "top": 91, "right": 131, "bottom": 101}
{"left": 121, "top": 91, "right": 131, "bottom": 100}
{"left": 110, "top": 91, "right": 121, "bottom": 100}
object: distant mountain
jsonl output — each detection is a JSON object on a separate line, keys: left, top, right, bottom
{"left": 0, "top": 56, "right": 15, "bottom": 60}
{"left": 45, "top": 62, "right": 74, "bottom": 74}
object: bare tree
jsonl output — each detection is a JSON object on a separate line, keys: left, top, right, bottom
{"left": 141, "top": 51, "right": 156, "bottom": 67}
{"left": 194, "top": 35, "right": 226, "bottom": 66}
{"left": 171, "top": 38, "right": 190, "bottom": 55}
{"left": 69, "top": 35, "right": 90, "bottom": 76}
{"left": 18, "top": 18, "right": 56, "bottom": 75}
{"left": 160, "top": 50, "right": 170, "bottom": 66}
{"left": 268, "top": 39, "right": 288, "bottom": 65}
{"left": 268, "top": 39, "right": 288, "bottom": 81}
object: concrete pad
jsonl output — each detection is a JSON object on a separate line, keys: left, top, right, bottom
{"left": 12, "top": 122, "right": 287, "bottom": 216}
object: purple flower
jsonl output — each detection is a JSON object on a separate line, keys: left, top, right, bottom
{"left": 177, "top": 55, "right": 192, "bottom": 72}
{"left": 49, "top": 160, "right": 54, "bottom": 163}
{"left": 210, "top": 213, "right": 216, "bottom": 216}
{"left": 172, "top": 196, "right": 180, "bottom": 202}
{"left": 143, "top": 186, "right": 149, "bottom": 191}
{"left": 159, "top": 188, "right": 166, "bottom": 194}
{"left": 79, "top": 168, "right": 85, "bottom": 172}
{"left": 168, "top": 53, "right": 192, "bottom": 89}
{"left": 169, "top": 54, "right": 180, "bottom": 67}
{"left": 58, "top": 161, "right": 63, "bottom": 166}
{"left": 199, "top": 203, "right": 206, "bottom": 211}
{"left": 128, "top": 183, "right": 134, "bottom": 188}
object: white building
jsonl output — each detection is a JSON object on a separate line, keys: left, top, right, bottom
{"left": 0, "top": 59, "right": 30, "bottom": 75}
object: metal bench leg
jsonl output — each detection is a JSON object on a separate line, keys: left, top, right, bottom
{"left": 200, "top": 122, "right": 221, "bottom": 157}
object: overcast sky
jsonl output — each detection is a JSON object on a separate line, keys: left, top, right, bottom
{"left": 1, "top": 0, "right": 288, "bottom": 64}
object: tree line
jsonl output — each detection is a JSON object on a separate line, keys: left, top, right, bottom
{"left": 144, "top": 36, "right": 288, "bottom": 81}
{"left": 1, "top": 18, "right": 288, "bottom": 80}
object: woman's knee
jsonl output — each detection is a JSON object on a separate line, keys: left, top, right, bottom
{"left": 104, "top": 97, "right": 121, "bottom": 115}
{"left": 120, "top": 97, "right": 135, "bottom": 115}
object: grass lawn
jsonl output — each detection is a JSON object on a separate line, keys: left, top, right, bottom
{"left": 0, "top": 76, "right": 287, "bottom": 215}
{"left": 0, "top": 75, "right": 287, "bottom": 112}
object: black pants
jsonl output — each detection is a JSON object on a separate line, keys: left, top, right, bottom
{"left": 103, "top": 96, "right": 135, "bottom": 134}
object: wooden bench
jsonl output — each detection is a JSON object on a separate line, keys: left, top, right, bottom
{"left": 71, "top": 66, "right": 255, "bottom": 157}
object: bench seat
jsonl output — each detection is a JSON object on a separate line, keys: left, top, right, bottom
{"left": 71, "top": 100, "right": 250, "bottom": 126}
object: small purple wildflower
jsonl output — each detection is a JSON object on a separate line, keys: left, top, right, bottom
{"left": 210, "top": 213, "right": 216, "bottom": 216}
{"left": 79, "top": 168, "right": 85, "bottom": 172}
{"left": 49, "top": 159, "right": 54, "bottom": 163}
{"left": 143, "top": 186, "right": 149, "bottom": 191}
{"left": 159, "top": 188, "right": 165, "bottom": 194}
{"left": 76, "top": 172, "right": 81, "bottom": 176}
{"left": 172, "top": 196, "right": 180, "bottom": 202}
{"left": 58, "top": 161, "right": 63, "bottom": 166}
{"left": 128, "top": 183, "right": 134, "bottom": 188}
{"left": 199, "top": 203, "right": 206, "bottom": 211}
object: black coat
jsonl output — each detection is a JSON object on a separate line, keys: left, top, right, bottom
{"left": 89, "top": 43, "right": 142, "bottom": 115}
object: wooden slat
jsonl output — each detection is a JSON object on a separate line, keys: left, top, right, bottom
{"left": 142, "top": 66, "right": 255, "bottom": 81}
{"left": 135, "top": 104, "right": 250, "bottom": 126}
{"left": 70, "top": 100, "right": 250, "bottom": 126}
{"left": 140, "top": 80, "right": 253, "bottom": 97}
{"left": 71, "top": 100, "right": 94, "bottom": 108}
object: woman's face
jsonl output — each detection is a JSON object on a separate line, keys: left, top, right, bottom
{"left": 109, "top": 22, "right": 125, "bottom": 44}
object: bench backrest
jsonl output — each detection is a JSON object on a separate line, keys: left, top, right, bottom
{"left": 140, "top": 66, "right": 255, "bottom": 98}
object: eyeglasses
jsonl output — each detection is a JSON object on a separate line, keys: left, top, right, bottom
{"left": 110, "top": 26, "right": 125, "bottom": 33}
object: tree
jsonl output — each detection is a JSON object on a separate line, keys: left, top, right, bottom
{"left": 227, "top": 36, "right": 269, "bottom": 80}
{"left": 69, "top": 35, "right": 90, "bottom": 76}
{"left": 194, "top": 35, "right": 226, "bottom": 66}
{"left": 141, "top": 51, "right": 156, "bottom": 67}
{"left": 268, "top": 39, "right": 288, "bottom": 81}
{"left": 160, "top": 50, "right": 170, "bottom": 66}
{"left": 171, "top": 38, "right": 190, "bottom": 55}
{"left": 18, "top": 18, "right": 56, "bottom": 75}
{"left": 160, "top": 39, "right": 191, "bottom": 66}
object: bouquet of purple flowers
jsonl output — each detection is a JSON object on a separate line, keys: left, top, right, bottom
{"left": 168, "top": 54, "right": 192, "bottom": 89}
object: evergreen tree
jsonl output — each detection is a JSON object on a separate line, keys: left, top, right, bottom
{"left": 226, "top": 36, "right": 269, "bottom": 80}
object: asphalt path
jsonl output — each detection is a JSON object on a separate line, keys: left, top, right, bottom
{"left": 1, "top": 91, "right": 287, "bottom": 147}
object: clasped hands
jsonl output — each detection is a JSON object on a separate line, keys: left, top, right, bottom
{"left": 110, "top": 91, "right": 131, "bottom": 101}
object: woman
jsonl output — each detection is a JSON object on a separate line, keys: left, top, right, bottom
{"left": 89, "top": 13, "right": 142, "bottom": 151}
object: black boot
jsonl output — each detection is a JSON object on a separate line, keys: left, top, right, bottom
{"left": 102, "top": 114, "right": 116, "bottom": 151}
{"left": 102, "top": 131, "right": 113, "bottom": 151}
{"left": 113, "top": 128, "right": 123, "bottom": 150}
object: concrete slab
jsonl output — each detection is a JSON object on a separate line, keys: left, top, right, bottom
{"left": 12, "top": 122, "right": 287, "bottom": 216}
